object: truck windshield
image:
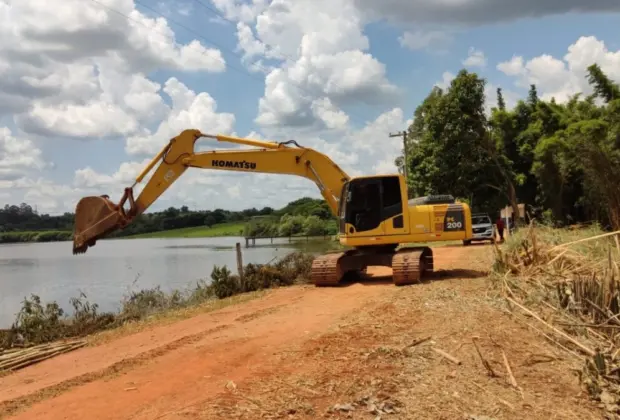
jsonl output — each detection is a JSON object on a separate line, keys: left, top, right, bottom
{"left": 472, "top": 215, "right": 491, "bottom": 225}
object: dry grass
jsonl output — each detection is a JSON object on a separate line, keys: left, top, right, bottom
{"left": 492, "top": 221, "right": 620, "bottom": 413}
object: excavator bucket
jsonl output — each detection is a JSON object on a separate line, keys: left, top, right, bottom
{"left": 72, "top": 195, "right": 127, "bottom": 255}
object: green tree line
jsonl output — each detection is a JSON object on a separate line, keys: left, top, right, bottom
{"left": 0, "top": 197, "right": 336, "bottom": 243}
{"left": 396, "top": 64, "right": 620, "bottom": 230}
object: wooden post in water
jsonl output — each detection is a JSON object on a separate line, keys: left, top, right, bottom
{"left": 236, "top": 242, "right": 244, "bottom": 281}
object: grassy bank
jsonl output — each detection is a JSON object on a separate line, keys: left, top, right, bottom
{"left": 0, "top": 231, "right": 72, "bottom": 244}
{"left": 0, "top": 222, "right": 248, "bottom": 244}
{"left": 491, "top": 222, "right": 620, "bottom": 410}
{"left": 127, "top": 222, "right": 246, "bottom": 239}
{"left": 0, "top": 252, "right": 314, "bottom": 350}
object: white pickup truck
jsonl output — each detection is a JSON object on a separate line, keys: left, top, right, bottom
{"left": 464, "top": 213, "right": 495, "bottom": 245}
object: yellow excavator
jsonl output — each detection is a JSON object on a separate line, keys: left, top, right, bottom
{"left": 72, "top": 129, "right": 473, "bottom": 286}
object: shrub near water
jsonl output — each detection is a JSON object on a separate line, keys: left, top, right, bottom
{"left": 0, "top": 252, "right": 315, "bottom": 348}
{"left": 209, "top": 252, "right": 314, "bottom": 299}
{"left": 0, "top": 231, "right": 72, "bottom": 243}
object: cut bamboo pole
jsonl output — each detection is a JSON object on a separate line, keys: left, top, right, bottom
{"left": 507, "top": 297, "right": 595, "bottom": 357}
{"left": 0, "top": 340, "right": 87, "bottom": 372}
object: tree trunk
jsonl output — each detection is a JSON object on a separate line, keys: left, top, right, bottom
{"left": 508, "top": 182, "right": 520, "bottom": 230}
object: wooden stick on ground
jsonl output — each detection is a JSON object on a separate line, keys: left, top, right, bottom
{"left": 472, "top": 338, "right": 497, "bottom": 377}
{"left": 401, "top": 336, "right": 431, "bottom": 351}
{"left": 432, "top": 347, "right": 461, "bottom": 365}
{"left": 0, "top": 340, "right": 86, "bottom": 372}
{"left": 507, "top": 297, "right": 596, "bottom": 357}
{"left": 502, "top": 350, "right": 518, "bottom": 388}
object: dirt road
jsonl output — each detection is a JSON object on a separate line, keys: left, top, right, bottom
{"left": 0, "top": 245, "right": 603, "bottom": 419}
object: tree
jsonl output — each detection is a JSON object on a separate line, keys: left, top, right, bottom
{"left": 497, "top": 88, "right": 506, "bottom": 111}
{"left": 405, "top": 70, "right": 508, "bottom": 213}
{"left": 587, "top": 64, "right": 620, "bottom": 103}
{"left": 395, "top": 64, "right": 620, "bottom": 230}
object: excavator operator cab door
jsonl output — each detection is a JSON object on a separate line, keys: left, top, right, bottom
{"left": 338, "top": 175, "right": 407, "bottom": 237}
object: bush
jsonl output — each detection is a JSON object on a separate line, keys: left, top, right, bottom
{"left": 1, "top": 293, "right": 117, "bottom": 347}
{"left": 0, "top": 231, "right": 72, "bottom": 243}
{"left": 0, "top": 252, "right": 317, "bottom": 348}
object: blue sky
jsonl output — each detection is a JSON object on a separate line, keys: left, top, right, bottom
{"left": 1, "top": 0, "right": 619, "bottom": 214}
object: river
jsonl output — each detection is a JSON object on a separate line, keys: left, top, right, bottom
{"left": 0, "top": 236, "right": 339, "bottom": 328}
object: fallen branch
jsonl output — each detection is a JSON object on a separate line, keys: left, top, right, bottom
{"left": 507, "top": 297, "right": 596, "bottom": 357}
{"left": 472, "top": 338, "right": 497, "bottom": 377}
{"left": 502, "top": 350, "right": 518, "bottom": 389}
{"left": 401, "top": 336, "right": 431, "bottom": 352}
{"left": 432, "top": 347, "right": 461, "bottom": 365}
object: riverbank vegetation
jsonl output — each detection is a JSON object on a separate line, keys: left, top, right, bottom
{"left": 127, "top": 221, "right": 246, "bottom": 239}
{"left": 0, "top": 197, "right": 336, "bottom": 243}
{"left": 0, "top": 231, "right": 72, "bottom": 244}
{"left": 0, "top": 252, "right": 314, "bottom": 351}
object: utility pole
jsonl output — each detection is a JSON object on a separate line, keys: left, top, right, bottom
{"left": 389, "top": 130, "right": 409, "bottom": 196}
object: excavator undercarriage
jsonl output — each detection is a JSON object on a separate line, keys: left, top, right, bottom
{"left": 311, "top": 246, "right": 433, "bottom": 286}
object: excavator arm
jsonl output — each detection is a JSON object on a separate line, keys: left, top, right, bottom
{"left": 72, "top": 129, "right": 350, "bottom": 255}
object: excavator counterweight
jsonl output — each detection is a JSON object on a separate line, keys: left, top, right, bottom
{"left": 71, "top": 129, "right": 474, "bottom": 287}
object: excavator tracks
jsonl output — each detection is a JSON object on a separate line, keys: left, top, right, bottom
{"left": 311, "top": 246, "right": 434, "bottom": 287}
{"left": 391, "top": 247, "right": 433, "bottom": 286}
{"left": 311, "top": 252, "right": 347, "bottom": 286}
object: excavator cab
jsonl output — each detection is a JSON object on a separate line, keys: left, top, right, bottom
{"left": 338, "top": 175, "right": 407, "bottom": 239}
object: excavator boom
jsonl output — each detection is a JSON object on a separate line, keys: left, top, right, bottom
{"left": 72, "top": 129, "right": 350, "bottom": 254}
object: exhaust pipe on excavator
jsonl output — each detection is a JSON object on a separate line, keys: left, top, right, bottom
{"left": 72, "top": 189, "right": 136, "bottom": 255}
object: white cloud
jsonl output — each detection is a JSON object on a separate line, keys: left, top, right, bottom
{"left": 463, "top": 47, "right": 487, "bottom": 68}
{"left": 497, "top": 36, "right": 620, "bottom": 102}
{"left": 497, "top": 55, "right": 525, "bottom": 76}
{"left": 125, "top": 78, "right": 236, "bottom": 156}
{"left": 0, "top": 127, "right": 48, "bottom": 181}
{"left": 310, "top": 98, "right": 350, "bottom": 131}
{"left": 435, "top": 71, "right": 455, "bottom": 90}
{"left": 0, "top": 0, "right": 225, "bottom": 138}
{"left": 73, "top": 159, "right": 152, "bottom": 189}
{"left": 224, "top": 0, "right": 399, "bottom": 130}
